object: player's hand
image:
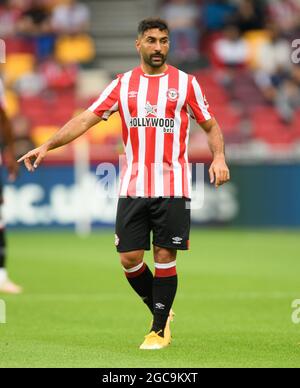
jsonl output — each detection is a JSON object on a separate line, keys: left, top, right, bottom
{"left": 209, "top": 156, "right": 230, "bottom": 188}
{"left": 17, "top": 145, "right": 49, "bottom": 172}
{"left": 6, "top": 152, "right": 19, "bottom": 182}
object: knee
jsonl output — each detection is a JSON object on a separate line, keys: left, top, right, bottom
{"left": 154, "top": 246, "right": 177, "bottom": 263}
{"left": 120, "top": 250, "right": 144, "bottom": 270}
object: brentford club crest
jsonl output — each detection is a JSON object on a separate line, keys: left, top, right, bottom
{"left": 167, "top": 88, "right": 179, "bottom": 102}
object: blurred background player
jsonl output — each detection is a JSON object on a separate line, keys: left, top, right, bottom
{"left": 0, "top": 75, "right": 22, "bottom": 294}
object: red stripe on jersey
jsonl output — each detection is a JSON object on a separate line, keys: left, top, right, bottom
{"left": 116, "top": 74, "right": 129, "bottom": 148}
{"left": 127, "top": 70, "right": 141, "bottom": 197}
{"left": 188, "top": 76, "right": 213, "bottom": 124}
{"left": 179, "top": 76, "right": 191, "bottom": 198}
{"left": 163, "top": 67, "right": 179, "bottom": 197}
{"left": 145, "top": 77, "right": 160, "bottom": 197}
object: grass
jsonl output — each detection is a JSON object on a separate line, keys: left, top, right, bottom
{"left": 0, "top": 229, "right": 300, "bottom": 368}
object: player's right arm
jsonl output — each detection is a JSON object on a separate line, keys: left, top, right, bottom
{"left": 18, "top": 110, "right": 101, "bottom": 172}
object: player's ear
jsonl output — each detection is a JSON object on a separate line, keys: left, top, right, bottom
{"left": 136, "top": 38, "right": 141, "bottom": 53}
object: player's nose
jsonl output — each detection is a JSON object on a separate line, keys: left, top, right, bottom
{"left": 154, "top": 42, "right": 162, "bottom": 51}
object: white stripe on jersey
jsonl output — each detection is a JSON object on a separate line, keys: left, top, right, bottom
{"left": 172, "top": 71, "right": 188, "bottom": 197}
{"left": 135, "top": 77, "right": 148, "bottom": 197}
{"left": 191, "top": 77, "right": 211, "bottom": 121}
{"left": 184, "top": 119, "right": 192, "bottom": 198}
{"left": 102, "top": 101, "right": 118, "bottom": 120}
{"left": 119, "top": 71, "right": 133, "bottom": 196}
{"left": 89, "top": 78, "right": 119, "bottom": 113}
{"left": 154, "top": 75, "right": 169, "bottom": 197}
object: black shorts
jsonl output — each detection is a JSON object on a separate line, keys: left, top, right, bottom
{"left": 115, "top": 197, "right": 191, "bottom": 253}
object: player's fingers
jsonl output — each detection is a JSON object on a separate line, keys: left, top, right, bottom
{"left": 24, "top": 157, "right": 34, "bottom": 172}
{"left": 33, "top": 153, "right": 44, "bottom": 169}
{"left": 221, "top": 170, "right": 228, "bottom": 184}
{"left": 209, "top": 167, "right": 215, "bottom": 184}
{"left": 215, "top": 170, "right": 222, "bottom": 188}
{"left": 18, "top": 149, "right": 37, "bottom": 163}
{"left": 226, "top": 170, "right": 230, "bottom": 181}
{"left": 17, "top": 153, "right": 30, "bottom": 163}
{"left": 226, "top": 170, "right": 230, "bottom": 182}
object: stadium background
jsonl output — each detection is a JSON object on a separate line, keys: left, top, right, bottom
{"left": 1, "top": 0, "right": 300, "bottom": 368}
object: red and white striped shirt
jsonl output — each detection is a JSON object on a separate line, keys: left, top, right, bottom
{"left": 89, "top": 65, "right": 213, "bottom": 198}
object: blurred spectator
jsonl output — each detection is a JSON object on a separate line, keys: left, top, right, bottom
{"left": 276, "top": 65, "right": 300, "bottom": 123}
{"left": 202, "top": 0, "right": 236, "bottom": 31}
{"left": 11, "top": 114, "right": 35, "bottom": 158}
{"left": 162, "top": 0, "right": 200, "bottom": 61}
{"left": 17, "top": 0, "right": 51, "bottom": 35}
{"left": 51, "top": 0, "right": 90, "bottom": 34}
{"left": 214, "top": 25, "right": 249, "bottom": 67}
{"left": 40, "top": 57, "right": 78, "bottom": 90}
{"left": 14, "top": 64, "right": 46, "bottom": 97}
{"left": 255, "top": 24, "right": 292, "bottom": 101}
{"left": 232, "top": 0, "right": 266, "bottom": 33}
{"left": 0, "top": 0, "right": 22, "bottom": 37}
{"left": 17, "top": 0, "right": 55, "bottom": 60}
{"left": 268, "top": 0, "right": 300, "bottom": 35}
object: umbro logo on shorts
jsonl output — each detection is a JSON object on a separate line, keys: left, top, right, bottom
{"left": 172, "top": 237, "right": 183, "bottom": 245}
{"left": 155, "top": 303, "right": 165, "bottom": 310}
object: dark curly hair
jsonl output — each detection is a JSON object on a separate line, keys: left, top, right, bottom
{"left": 138, "top": 18, "right": 169, "bottom": 36}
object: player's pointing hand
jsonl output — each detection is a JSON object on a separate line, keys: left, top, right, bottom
{"left": 17, "top": 145, "right": 49, "bottom": 172}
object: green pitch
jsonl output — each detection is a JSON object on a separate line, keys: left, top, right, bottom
{"left": 0, "top": 229, "right": 300, "bottom": 368}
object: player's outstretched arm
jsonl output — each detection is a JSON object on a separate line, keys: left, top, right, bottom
{"left": 201, "top": 118, "right": 230, "bottom": 188}
{"left": 18, "top": 110, "right": 101, "bottom": 172}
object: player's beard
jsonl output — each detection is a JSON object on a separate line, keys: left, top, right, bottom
{"left": 143, "top": 52, "right": 167, "bottom": 68}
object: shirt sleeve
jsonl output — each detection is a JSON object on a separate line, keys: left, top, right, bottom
{"left": 88, "top": 76, "right": 120, "bottom": 120}
{"left": 187, "top": 76, "right": 213, "bottom": 124}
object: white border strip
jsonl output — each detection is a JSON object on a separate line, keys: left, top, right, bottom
{"left": 123, "top": 262, "right": 144, "bottom": 273}
{"left": 155, "top": 261, "right": 176, "bottom": 269}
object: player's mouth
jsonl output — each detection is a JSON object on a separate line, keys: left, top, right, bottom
{"left": 151, "top": 55, "right": 164, "bottom": 61}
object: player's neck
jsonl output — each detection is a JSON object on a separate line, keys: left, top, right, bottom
{"left": 141, "top": 62, "right": 168, "bottom": 76}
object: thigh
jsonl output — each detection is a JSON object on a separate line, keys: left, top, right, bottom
{"left": 150, "top": 197, "right": 191, "bottom": 251}
{"left": 115, "top": 197, "right": 151, "bottom": 253}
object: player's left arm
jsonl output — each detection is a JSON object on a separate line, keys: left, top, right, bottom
{"left": 0, "top": 107, "right": 18, "bottom": 182}
{"left": 200, "top": 117, "right": 230, "bottom": 188}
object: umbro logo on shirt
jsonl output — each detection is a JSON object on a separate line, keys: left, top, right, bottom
{"left": 128, "top": 91, "right": 138, "bottom": 98}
